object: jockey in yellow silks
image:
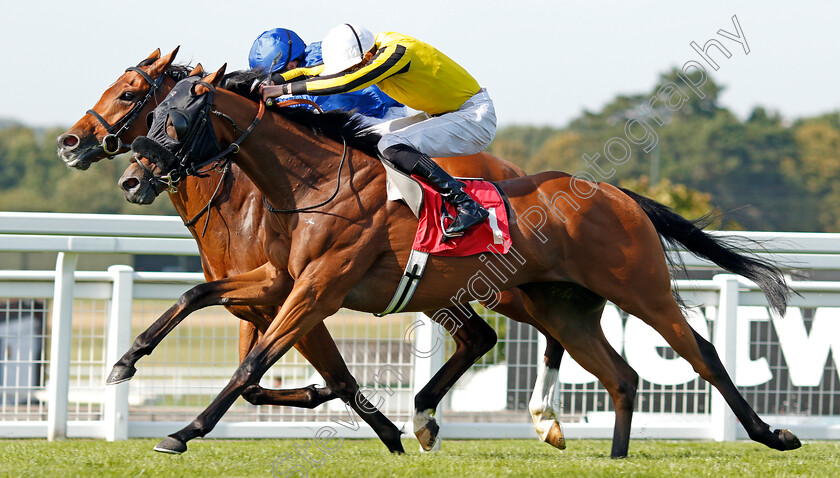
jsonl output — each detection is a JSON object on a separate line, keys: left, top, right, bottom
{"left": 263, "top": 24, "right": 496, "bottom": 237}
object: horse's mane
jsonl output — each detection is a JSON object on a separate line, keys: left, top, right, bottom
{"left": 136, "top": 57, "right": 195, "bottom": 82}
{"left": 220, "top": 68, "right": 382, "bottom": 159}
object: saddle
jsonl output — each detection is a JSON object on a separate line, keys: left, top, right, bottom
{"left": 376, "top": 159, "right": 511, "bottom": 315}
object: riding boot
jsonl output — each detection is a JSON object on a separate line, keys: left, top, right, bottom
{"left": 381, "top": 144, "right": 488, "bottom": 236}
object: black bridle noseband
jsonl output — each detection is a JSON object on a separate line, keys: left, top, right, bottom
{"left": 86, "top": 66, "right": 165, "bottom": 157}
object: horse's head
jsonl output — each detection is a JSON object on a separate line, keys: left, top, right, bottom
{"left": 57, "top": 47, "right": 188, "bottom": 170}
{"left": 121, "top": 65, "right": 228, "bottom": 204}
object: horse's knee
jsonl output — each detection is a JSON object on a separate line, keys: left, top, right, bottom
{"left": 231, "top": 361, "right": 262, "bottom": 389}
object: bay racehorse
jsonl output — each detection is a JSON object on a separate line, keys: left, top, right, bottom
{"left": 58, "top": 48, "right": 571, "bottom": 452}
{"left": 125, "top": 65, "right": 801, "bottom": 457}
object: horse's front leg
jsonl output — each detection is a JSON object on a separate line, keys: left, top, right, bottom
{"left": 488, "top": 289, "right": 567, "bottom": 450}
{"left": 106, "top": 263, "right": 288, "bottom": 384}
{"left": 153, "top": 271, "right": 393, "bottom": 454}
{"left": 239, "top": 321, "right": 338, "bottom": 409}
{"left": 293, "top": 322, "right": 404, "bottom": 453}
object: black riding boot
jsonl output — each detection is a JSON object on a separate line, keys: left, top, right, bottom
{"left": 382, "top": 144, "right": 488, "bottom": 237}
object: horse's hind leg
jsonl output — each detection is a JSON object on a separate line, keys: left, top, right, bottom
{"left": 520, "top": 283, "right": 639, "bottom": 458}
{"left": 617, "top": 284, "right": 801, "bottom": 452}
{"left": 413, "top": 289, "right": 571, "bottom": 452}
{"left": 491, "top": 289, "right": 568, "bottom": 450}
{"left": 528, "top": 337, "right": 567, "bottom": 450}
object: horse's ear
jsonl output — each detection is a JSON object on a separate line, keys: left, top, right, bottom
{"left": 189, "top": 63, "right": 204, "bottom": 77}
{"left": 145, "top": 48, "right": 161, "bottom": 62}
{"left": 194, "top": 64, "right": 226, "bottom": 95}
{"left": 206, "top": 64, "right": 227, "bottom": 87}
{"left": 147, "top": 46, "right": 180, "bottom": 77}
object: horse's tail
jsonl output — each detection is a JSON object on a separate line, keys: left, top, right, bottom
{"left": 619, "top": 187, "right": 791, "bottom": 316}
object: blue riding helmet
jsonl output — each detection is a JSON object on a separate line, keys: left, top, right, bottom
{"left": 248, "top": 28, "right": 307, "bottom": 73}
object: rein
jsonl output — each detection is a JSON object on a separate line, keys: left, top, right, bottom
{"left": 256, "top": 98, "right": 353, "bottom": 214}
{"left": 86, "top": 66, "right": 165, "bottom": 156}
{"left": 182, "top": 163, "right": 231, "bottom": 235}
{"left": 262, "top": 135, "right": 348, "bottom": 214}
{"left": 148, "top": 82, "right": 349, "bottom": 217}
{"left": 155, "top": 80, "right": 270, "bottom": 233}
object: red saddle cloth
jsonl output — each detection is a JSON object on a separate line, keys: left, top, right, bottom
{"left": 412, "top": 178, "right": 512, "bottom": 256}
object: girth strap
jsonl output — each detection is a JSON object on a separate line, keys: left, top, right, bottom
{"left": 375, "top": 249, "right": 430, "bottom": 317}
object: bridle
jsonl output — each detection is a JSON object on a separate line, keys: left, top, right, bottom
{"left": 156, "top": 80, "right": 265, "bottom": 189}
{"left": 138, "top": 77, "right": 348, "bottom": 224}
{"left": 133, "top": 78, "right": 265, "bottom": 233}
{"left": 86, "top": 66, "right": 166, "bottom": 157}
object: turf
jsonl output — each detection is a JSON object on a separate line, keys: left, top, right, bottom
{"left": 0, "top": 438, "right": 837, "bottom": 477}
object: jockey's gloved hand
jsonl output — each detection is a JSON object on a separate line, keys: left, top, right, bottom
{"left": 261, "top": 84, "right": 287, "bottom": 100}
{"left": 259, "top": 84, "right": 293, "bottom": 106}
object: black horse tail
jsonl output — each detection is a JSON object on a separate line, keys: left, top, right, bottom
{"left": 619, "top": 187, "right": 791, "bottom": 316}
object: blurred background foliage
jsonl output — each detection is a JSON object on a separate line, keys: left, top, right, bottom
{"left": 2, "top": 69, "right": 839, "bottom": 231}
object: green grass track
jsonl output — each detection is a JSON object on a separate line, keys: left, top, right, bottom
{"left": 0, "top": 438, "right": 838, "bottom": 477}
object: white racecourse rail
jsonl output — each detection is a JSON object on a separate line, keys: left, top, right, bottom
{"left": 1, "top": 212, "right": 840, "bottom": 443}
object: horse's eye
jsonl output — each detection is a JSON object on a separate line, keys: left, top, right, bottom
{"left": 120, "top": 91, "right": 136, "bottom": 102}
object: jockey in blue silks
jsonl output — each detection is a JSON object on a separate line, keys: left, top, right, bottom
{"left": 249, "top": 28, "right": 405, "bottom": 121}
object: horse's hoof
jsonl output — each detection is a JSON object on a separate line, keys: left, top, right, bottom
{"left": 390, "top": 443, "right": 406, "bottom": 455}
{"left": 153, "top": 436, "right": 187, "bottom": 454}
{"left": 413, "top": 410, "right": 440, "bottom": 452}
{"left": 545, "top": 421, "right": 566, "bottom": 450}
{"left": 774, "top": 429, "right": 802, "bottom": 450}
{"left": 106, "top": 364, "right": 137, "bottom": 385}
{"left": 415, "top": 421, "right": 440, "bottom": 451}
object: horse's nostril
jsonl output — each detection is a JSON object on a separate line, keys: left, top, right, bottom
{"left": 60, "top": 134, "right": 79, "bottom": 148}
{"left": 122, "top": 177, "right": 140, "bottom": 191}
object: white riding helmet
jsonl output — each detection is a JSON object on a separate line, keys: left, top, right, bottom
{"left": 320, "top": 23, "right": 375, "bottom": 76}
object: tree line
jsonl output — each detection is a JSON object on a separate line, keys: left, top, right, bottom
{"left": 1, "top": 69, "right": 839, "bottom": 231}
{"left": 488, "top": 70, "right": 840, "bottom": 232}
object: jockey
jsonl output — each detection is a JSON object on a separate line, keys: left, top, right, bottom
{"left": 249, "top": 28, "right": 405, "bottom": 121}
{"left": 262, "top": 24, "right": 495, "bottom": 237}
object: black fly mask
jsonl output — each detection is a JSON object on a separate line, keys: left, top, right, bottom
{"left": 132, "top": 75, "right": 222, "bottom": 179}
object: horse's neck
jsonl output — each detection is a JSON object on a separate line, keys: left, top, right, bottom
{"left": 213, "top": 91, "right": 381, "bottom": 214}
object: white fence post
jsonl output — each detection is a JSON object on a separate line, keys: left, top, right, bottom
{"left": 104, "top": 265, "right": 133, "bottom": 441}
{"left": 711, "top": 274, "right": 739, "bottom": 442}
{"left": 47, "top": 252, "right": 79, "bottom": 441}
